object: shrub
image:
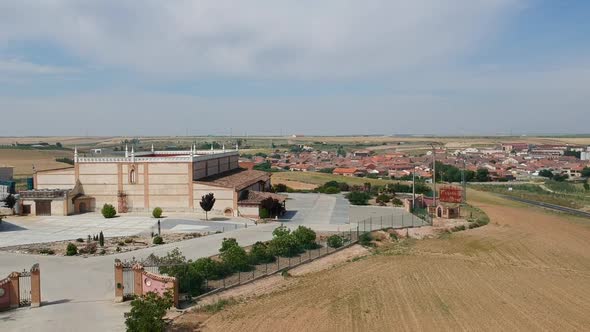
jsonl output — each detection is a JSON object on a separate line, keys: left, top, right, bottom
{"left": 259, "top": 208, "right": 270, "bottom": 219}
{"left": 99, "top": 249, "right": 106, "bottom": 255}
{"left": 324, "top": 186, "right": 341, "bottom": 194}
{"left": 101, "top": 204, "right": 117, "bottom": 219}
{"left": 268, "top": 231, "right": 303, "bottom": 257}
{"left": 346, "top": 191, "right": 371, "bottom": 205}
{"left": 116, "top": 246, "right": 121, "bottom": 252}
{"left": 76, "top": 238, "right": 84, "bottom": 243}
{"left": 152, "top": 236, "right": 164, "bottom": 245}
{"left": 220, "top": 244, "right": 250, "bottom": 272}
{"left": 292, "top": 226, "right": 318, "bottom": 249}
{"left": 39, "top": 248, "right": 55, "bottom": 255}
{"left": 220, "top": 238, "right": 239, "bottom": 253}
{"left": 152, "top": 207, "right": 163, "bottom": 218}
{"left": 451, "top": 225, "right": 466, "bottom": 232}
{"left": 376, "top": 194, "right": 391, "bottom": 205}
{"left": 327, "top": 235, "right": 344, "bottom": 248}
{"left": 192, "top": 257, "right": 229, "bottom": 280}
{"left": 124, "top": 238, "right": 133, "bottom": 244}
{"left": 359, "top": 232, "right": 373, "bottom": 246}
{"left": 66, "top": 243, "right": 78, "bottom": 256}
{"left": 118, "top": 241, "right": 126, "bottom": 246}
{"left": 391, "top": 198, "right": 403, "bottom": 206}
{"left": 272, "top": 226, "right": 291, "bottom": 238}
{"left": 157, "top": 249, "right": 205, "bottom": 296}
{"left": 125, "top": 291, "right": 173, "bottom": 332}
{"left": 249, "top": 241, "right": 275, "bottom": 264}
{"left": 389, "top": 232, "right": 399, "bottom": 240}
{"left": 99, "top": 231, "right": 105, "bottom": 247}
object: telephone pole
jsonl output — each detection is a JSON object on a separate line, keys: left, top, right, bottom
{"left": 430, "top": 143, "right": 437, "bottom": 206}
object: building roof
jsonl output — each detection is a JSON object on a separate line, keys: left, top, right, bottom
{"left": 333, "top": 167, "right": 357, "bottom": 174}
{"left": 195, "top": 168, "right": 270, "bottom": 191}
{"left": 238, "top": 191, "right": 287, "bottom": 205}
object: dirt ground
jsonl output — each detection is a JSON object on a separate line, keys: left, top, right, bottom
{"left": 187, "top": 190, "right": 590, "bottom": 332}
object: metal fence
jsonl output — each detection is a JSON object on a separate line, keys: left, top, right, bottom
{"left": 18, "top": 270, "right": 31, "bottom": 306}
{"left": 354, "top": 212, "right": 430, "bottom": 233}
{"left": 120, "top": 212, "right": 430, "bottom": 302}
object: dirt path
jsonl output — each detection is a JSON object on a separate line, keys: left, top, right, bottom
{"left": 195, "top": 190, "right": 590, "bottom": 332}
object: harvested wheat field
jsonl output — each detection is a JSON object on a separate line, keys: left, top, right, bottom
{"left": 193, "top": 190, "right": 590, "bottom": 332}
{"left": 0, "top": 149, "right": 73, "bottom": 176}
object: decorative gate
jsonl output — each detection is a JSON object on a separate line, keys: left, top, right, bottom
{"left": 18, "top": 270, "right": 31, "bottom": 306}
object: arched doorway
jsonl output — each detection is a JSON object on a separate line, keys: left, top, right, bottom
{"left": 437, "top": 206, "right": 443, "bottom": 218}
{"left": 224, "top": 208, "right": 233, "bottom": 217}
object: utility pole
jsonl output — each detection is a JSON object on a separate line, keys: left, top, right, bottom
{"left": 430, "top": 143, "right": 437, "bottom": 206}
{"left": 462, "top": 158, "right": 467, "bottom": 204}
{"left": 412, "top": 168, "right": 416, "bottom": 211}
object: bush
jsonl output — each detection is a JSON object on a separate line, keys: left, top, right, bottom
{"left": 39, "top": 248, "right": 55, "bottom": 255}
{"left": 389, "top": 232, "right": 398, "bottom": 240}
{"left": 220, "top": 244, "right": 250, "bottom": 272}
{"left": 66, "top": 243, "right": 78, "bottom": 256}
{"left": 292, "top": 226, "right": 318, "bottom": 249}
{"left": 152, "top": 207, "right": 163, "bottom": 218}
{"left": 118, "top": 241, "right": 126, "bottom": 246}
{"left": 324, "top": 186, "right": 341, "bottom": 194}
{"left": 101, "top": 204, "right": 117, "bottom": 218}
{"left": 220, "top": 238, "right": 239, "bottom": 253}
{"left": 259, "top": 208, "right": 270, "bottom": 219}
{"left": 327, "top": 235, "right": 344, "bottom": 248}
{"left": 192, "top": 257, "right": 229, "bottom": 280}
{"left": 268, "top": 229, "right": 303, "bottom": 257}
{"left": 346, "top": 191, "right": 371, "bottom": 205}
{"left": 157, "top": 249, "right": 206, "bottom": 296}
{"left": 359, "top": 232, "right": 373, "bottom": 246}
{"left": 391, "top": 198, "right": 403, "bottom": 206}
{"left": 99, "top": 231, "right": 105, "bottom": 247}
{"left": 124, "top": 238, "right": 133, "bottom": 244}
{"left": 76, "top": 238, "right": 84, "bottom": 243}
{"left": 451, "top": 225, "right": 466, "bottom": 232}
{"left": 376, "top": 194, "right": 391, "bottom": 205}
{"left": 249, "top": 242, "right": 275, "bottom": 264}
{"left": 152, "top": 236, "right": 164, "bottom": 245}
{"left": 125, "top": 291, "right": 173, "bottom": 332}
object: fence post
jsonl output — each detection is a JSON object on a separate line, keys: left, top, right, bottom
{"left": 132, "top": 264, "right": 144, "bottom": 297}
{"left": 8, "top": 272, "right": 19, "bottom": 309}
{"left": 30, "top": 264, "right": 41, "bottom": 308}
{"left": 114, "top": 260, "right": 124, "bottom": 302}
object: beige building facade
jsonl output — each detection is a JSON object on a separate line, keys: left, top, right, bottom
{"left": 22, "top": 146, "right": 281, "bottom": 217}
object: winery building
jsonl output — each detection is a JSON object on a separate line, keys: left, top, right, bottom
{"left": 20, "top": 146, "right": 283, "bottom": 218}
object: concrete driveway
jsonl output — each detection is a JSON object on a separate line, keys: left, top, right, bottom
{"left": 0, "top": 213, "right": 251, "bottom": 248}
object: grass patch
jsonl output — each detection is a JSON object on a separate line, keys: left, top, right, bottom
{"left": 201, "top": 298, "right": 238, "bottom": 313}
{"left": 470, "top": 184, "right": 590, "bottom": 209}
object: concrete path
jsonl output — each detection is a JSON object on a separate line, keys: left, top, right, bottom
{"left": 0, "top": 223, "right": 278, "bottom": 332}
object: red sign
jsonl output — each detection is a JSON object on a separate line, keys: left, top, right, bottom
{"left": 439, "top": 186, "right": 462, "bottom": 203}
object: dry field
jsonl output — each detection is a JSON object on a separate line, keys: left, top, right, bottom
{"left": 0, "top": 149, "right": 73, "bottom": 176}
{"left": 193, "top": 190, "right": 590, "bottom": 332}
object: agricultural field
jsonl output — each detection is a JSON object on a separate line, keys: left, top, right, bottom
{"left": 0, "top": 149, "right": 73, "bottom": 176}
{"left": 185, "top": 190, "right": 590, "bottom": 331}
{"left": 471, "top": 182, "right": 590, "bottom": 212}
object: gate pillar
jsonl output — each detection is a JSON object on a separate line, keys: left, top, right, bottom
{"left": 30, "top": 264, "right": 41, "bottom": 307}
{"left": 8, "top": 272, "right": 19, "bottom": 309}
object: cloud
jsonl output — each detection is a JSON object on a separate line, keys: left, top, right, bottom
{"left": 0, "top": 0, "right": 525, "bottom": 79}
{"left": 0, "top": 58, "right": 77, "bottom": 75}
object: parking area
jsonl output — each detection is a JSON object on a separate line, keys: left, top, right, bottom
{"left": 0, "top": 213, "right": 250, "bottom": 247}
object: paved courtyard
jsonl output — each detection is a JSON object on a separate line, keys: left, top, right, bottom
{"left": 0, "top": 213, "right": 251, "bottom": 248}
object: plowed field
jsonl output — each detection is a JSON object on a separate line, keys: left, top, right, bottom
{"left": 199, "top": 191, "right": 590, "bottom": 331}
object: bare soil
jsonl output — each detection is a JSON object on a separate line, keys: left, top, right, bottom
{"left": 0, "top": 232, "right": 207, "bottom": 256}
{"left": 181, "top": 190, "right": 590, "bottom": 332}
{"left": 0, "top": 149, "right": 73, "bottom": 176}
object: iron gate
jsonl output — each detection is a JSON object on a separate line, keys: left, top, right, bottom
{"left": 18, "top": 270, "right": 31, "bottom": 306}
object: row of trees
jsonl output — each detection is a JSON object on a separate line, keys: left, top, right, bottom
{"left": 154, "top": 225, "right": 323, "bottom": 296}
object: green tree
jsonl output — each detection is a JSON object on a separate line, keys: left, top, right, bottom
{"left": 248, "top": 242, "right": 275, "bottom": 264}
{"left": 538, "top": 169, "right": 554, "bottom": 179}
{"left": 101, "top": 204, "right": 117, "bottom": 218}
{"left": 66, "top": 243, "right": 78, "bottom": 256}
{"left": 581, "top": 167, "right": 590, "bottom": 178}
{"left": 346, "top": 191, "right": 371, "bottom": 205}
{"left": 327, "top": 235, "right": 344, "bottom": 248}
{"left": 193, "top": 257, "right": 228, "bottom": 280}
{"left": 125, "top": 291, "right": 173, "bottom": 332}
{"left": 220, "top": 238, "right": 239, "bottom": 253}
{"left": 253, "top": 161, "right": 272, "bottom": 171}
{"left": 220, "top": 243, "right": 250, "bottom": 272}
{"left": 200, "top": 193, "right": 216, "bottom": 220}
{"left": 292, "top": 226, "right": 317, "bottom": 249}
{"left": 2, "top": 194, "right": 17, "bottom": 211}
{"left": 152, "top": 207, "right": 162, "bottom": 218}
{"left": 584, "top": 182, "right": 590, "bottom": 191}
{"left": 475, "top": 169, "right": 490, "bottom": 182}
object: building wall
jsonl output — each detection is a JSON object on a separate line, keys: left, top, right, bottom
{"left": 238, "top": 205, "right": 259, "bottom": 218}
{"left": 193, "top": 183, "right": 234, "bottom": 215}
{"left": 193, "top": 155, "right": 239, "bottom": 180}
{"left": 35, "top": 168, "right": 75, "bottom": 190}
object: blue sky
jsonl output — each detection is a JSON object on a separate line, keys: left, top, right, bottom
{"left": 0, "top": 0, "right": 589, "bottom": 136}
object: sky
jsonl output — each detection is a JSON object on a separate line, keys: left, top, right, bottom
{"left": 0, "top": 0, "right": 589, "bottom": 136}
